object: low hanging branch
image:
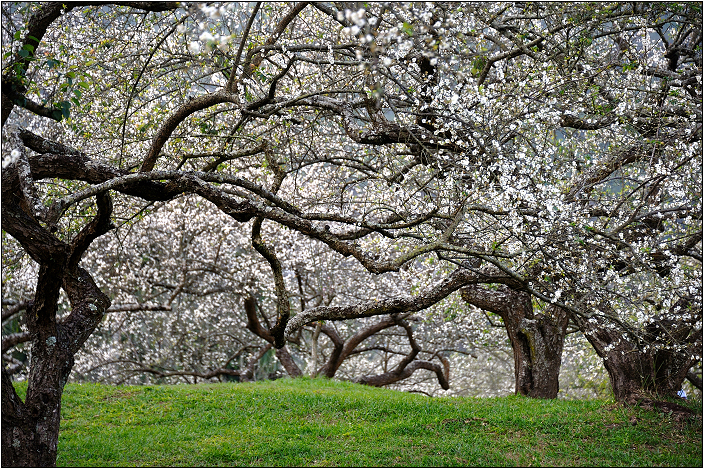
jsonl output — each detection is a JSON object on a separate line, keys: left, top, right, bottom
{"left": 13, "top": 131, "right": 589, "bottom": 322}
{"left": 285, "top": 267, "right": 520, "bottom": 337}
{"left": 354, "top": 316, "right": 450, "bottom": 390}
{"left": 114, "top": 343, "right": 271, "bottom": 382}
{"left": 9, "top": 136, "right": 453, "bottom": 279}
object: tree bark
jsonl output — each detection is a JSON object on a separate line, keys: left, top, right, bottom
{"left": 308, "top": 321, "right": 322, "bottom": 377}
{"left": 2, "top": 163, "right": 113, "bottom": 466}
{"left": 275, "top": 346, "right": 302, "bottom": 378}
{"left": 319, "top": 316, "right": 396, "bottom": 378}
{"left": 686, "top": 370, "right": 702, "bottom": 391}
{"left": 2, "top": 346, "right": 68, "bottom": 467}
{"left": 239, "top": 344, "right": 273, "bottom": 382}
{"left": 1, "top": 257, "right": 111, "bottom": 468}
{"left": 461, "top": 285, "right": 569, "bottom": 398}
{"left": 575, "top": 300, "right": 700, "bottom": 402}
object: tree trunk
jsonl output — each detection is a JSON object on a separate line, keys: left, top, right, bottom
{"left": 461, "top": 285, "right": 569, "bottom": 398}
{"left": 319, "top": 316, "right": 396, "bottom": 378}
{"left": 244, "top": 296, "right": 302, "bottom": 377}
{"left": 0, "top": 253, "right": 67, "bottom": 467}
{"left": 2, "top": 344, "right": 70, "bottom": 466}
{"left": 308, "top": 321, "right": 322, "bottom": 377}
{"left": 275, "top": 346, "right": 302, "bottom": 378}
{"left": 239, "top": 344, "right": 272, "bottom": 382}
{"left": 2, "top": 164, "right": 114, "bottom": 467}
{"left": 575, "top": 303, "right": 700, "bottom": 402}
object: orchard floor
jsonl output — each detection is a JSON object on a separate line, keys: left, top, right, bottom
{"left": 15, "top": 377, "right": 703, "bottom": 466}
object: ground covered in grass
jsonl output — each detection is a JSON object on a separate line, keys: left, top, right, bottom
{"left": 16, "top": 377, "right": 703, "bottom": 466}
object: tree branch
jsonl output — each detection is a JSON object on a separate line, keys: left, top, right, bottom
{"left": 2, "top": 332, "right": 31, "bottom": 354}
{"left": 141, "top": 90, "right": 238, "bottom": 172}
{"left": 226, "top": 2, "right": 261, "bottom": 93}
{"left": 2, "top": 301, "right": 30, "bottom": 323}
{"left": 242, "top": 2, "right": 310, "bottom": 78}
{"left": 285, "top": 267, "right": 519, "bottom": 336}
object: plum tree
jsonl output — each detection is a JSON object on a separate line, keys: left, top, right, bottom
{"left": 1, "top": 2, "right": 701, "bottom": 466}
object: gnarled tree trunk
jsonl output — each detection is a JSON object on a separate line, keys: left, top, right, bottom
{"left": 575, "top": 298, "right": 701, "bottom": 402}
{"left": 461, "top": 285, "right": 570, "bottom": 398}
{"left": 2, "top": 347, "right": 69, "bottom": 467}
{"left": 1, "top": 269, "right": 107, "bottom": 467}
{"left": 2, "top": 158, "right": 114, "bottom": 466}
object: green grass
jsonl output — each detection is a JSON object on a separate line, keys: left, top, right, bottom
{"left": 13, "top": 377, "right": 703, "bottom": 466}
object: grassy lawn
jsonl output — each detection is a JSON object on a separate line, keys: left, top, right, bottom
{"left": 14, "top": 377, "right": 703, "bottom": 466}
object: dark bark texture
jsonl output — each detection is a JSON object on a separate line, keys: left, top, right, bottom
{"left": 461, "top": 285, "right": 570, "bottom": 398}
{"left": 2, "top": 161, "right": 114, "bottom": 466}
{"left": 1, "top": 261, "right": 111, "bottom": 467}
{"left": 575, "top": 299, "right": 701, "bottom": 402}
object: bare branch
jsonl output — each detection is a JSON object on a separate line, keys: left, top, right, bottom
{"left": 242, "top": 2, "right": 310, "bottom": 78}
{"left": 2, "top": 301, "right": 29, "bottom": 323}
{"left": 140, "top": 91, "right": 239, "bottom": 172}
{"left": 226, "top": 2, "right": 261, "bottom": 93}
{"left": 2, "top": 332, "right": 31, "bottom": 353}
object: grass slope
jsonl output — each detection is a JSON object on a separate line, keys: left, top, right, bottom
{"left": 17, "top": 377, "right": 703, "bottom": 466}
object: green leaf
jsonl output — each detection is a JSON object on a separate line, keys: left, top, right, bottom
{"left": 18, "top": 49, "right": 29, "bottom": 58}
{"left": 61, "top": 101, "right": 71, "bottom": 119}
{"left": 77, "top": 82, "right": 90, "bottom": 89}
{"left": 13, "top": 31, "right": 21, "bottom": 40}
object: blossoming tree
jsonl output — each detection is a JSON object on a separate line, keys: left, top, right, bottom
{"left": 1, "top": 2, "right": 701, "bottom": 466}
